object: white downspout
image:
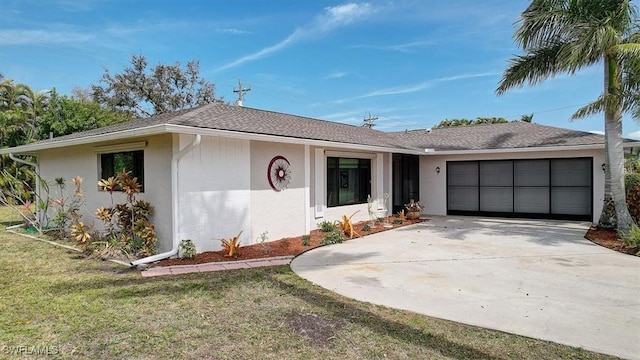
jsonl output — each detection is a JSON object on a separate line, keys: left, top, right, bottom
{"left": 9, "top": 153, "right": 42, "bottom": 226}
{"left": 131, "top": 134, "right": 201, "bottom": 267}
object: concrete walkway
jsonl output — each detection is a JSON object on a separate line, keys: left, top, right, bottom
{"left": 291, "top": 216, "right": 640, "bottom": 359}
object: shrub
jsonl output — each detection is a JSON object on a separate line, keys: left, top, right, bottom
{"left": 625, "top": 173, "right": 640, "bottom": 195}
{"left": 321, "top": 229, "right": 344, "bottom": 245}
{"left": 178, "top": 239, "right": 197, "bottom": 259}
{"left": 628, "top": 184, "right": 640, "bottom": 225}
{"left": 256, "top": 231, "right": 270, "bottom": 254}
{"left": 621, "top": 225, "right": 640, "bottom": 255}
{"left": 301, "top": 234, "right": 311, "bottom": 246}
{"left": 318, "top": 220, "right": 338, "bottom": 232}
{"left": 361, "top": 224, "right": 372, "bottom": 232}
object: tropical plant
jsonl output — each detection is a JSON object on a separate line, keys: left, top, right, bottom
{"left": 335, "top": 210, "right": 360, "bottom": 239}
{"left": 301, "top": 234, "right": 311, "bottom": 246}
{"left": 318, "top": 220, "right": 338, "bottom": 232}
{"left": 49, "top": 176, "right": 86, "bottom": 239}
{"left": 70, "top": 221, "right": 91, "bottom": 244}
{"left": 95, "top": 169, "right": 157, "bottom": 257}
{"left": 0, "top": 168, "right": 49, "bottom": 232}
{"left": 627, "top": 183, "right": 640, "bottom": 224}
{"left": 496, "top": 0, "right": 640, "bottom": 233}
{"left": 256, "top": 231, "right": 270, "bottom": 254}
{"left": 621, "top": 224, "right": 640, "bottom": 254}
{"left": 220, "top": 231, "right": 243, "bottom": 258}
{"left": 321, "top": 228, "right": 344, "bottom": 245}
{"left": 397, "top": 210, "right": 406, "bottom": 223}
{"left": 178, "top": 239, "right": 197, "bottom": 259}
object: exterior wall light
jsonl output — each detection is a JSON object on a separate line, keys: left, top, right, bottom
{"left": 436, "top": 166, "right": 441, "bottom": 174}
{"left": 601, "top": 163, "right": 606, "bottom": 172}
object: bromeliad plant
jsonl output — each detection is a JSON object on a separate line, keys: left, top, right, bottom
{"left": 335, "top": 210, "right": 360, "bottom": 239}
{"left": 95, "top": 169, "right": 157, "bottom": 258}
{"left": 219, "top": 230, "right": 243, "bottom": 258}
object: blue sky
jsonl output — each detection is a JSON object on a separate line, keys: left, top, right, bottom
{"left": 1, "top": 0, "right": 639, "bottom": 139}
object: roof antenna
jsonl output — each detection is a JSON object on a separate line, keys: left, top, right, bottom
{"left": 362, "top": 112, "right": 378, "bottom": 128}
{"left": 233, "top": 79, "right": 251, "bottom": 106}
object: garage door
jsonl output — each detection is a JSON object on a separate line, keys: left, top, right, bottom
{"left": 447, "top": 158, "right": 592, "bottom": 221}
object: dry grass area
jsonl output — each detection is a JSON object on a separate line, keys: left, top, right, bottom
{"left": 0, "top": 208, "right": 617, "bottom": 359}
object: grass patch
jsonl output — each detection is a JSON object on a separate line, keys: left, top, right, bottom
{"left": 0, "top": 213, "right": 615, "bottom": 359}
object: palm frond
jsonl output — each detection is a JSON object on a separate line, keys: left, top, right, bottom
{"left": 572, "top": 96, "right": 606, "bottom": 120}
{"left": 496, "top": 43, "right": 568, "bottom": 94}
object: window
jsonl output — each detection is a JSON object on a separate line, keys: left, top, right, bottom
{"left": 100, "top": 150, "right": 144, "bottom": 191}
{"left": 327, "top": 157, "right": 371, "bottom": 207}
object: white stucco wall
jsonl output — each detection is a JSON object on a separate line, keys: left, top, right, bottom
{"left": 37, "top": 134, "right": 174, "bottom": 249}
{"left": 249, "top": 141, "right": 307, "bottom": 245}
{"left": 176, "top": 134, "right": 251, "bottom": 253}
{"left": 419, "top": 149, "right": 606, "bottom": 222}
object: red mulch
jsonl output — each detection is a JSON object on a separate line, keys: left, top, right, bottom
{"left": 154, "top": 218, "right": 637, "bottom": 267}
{"left": 584, "top": 226, "right": 638, "bottom": 256}
{"left": 154, "top": 217, "right": 425, "bottom": 267}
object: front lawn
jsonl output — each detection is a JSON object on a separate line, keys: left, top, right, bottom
{"left": 0, "top": 216, "right": 616, "bottom": 359}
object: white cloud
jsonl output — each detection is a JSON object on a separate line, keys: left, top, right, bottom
{"left": 349, "top": 40, "right": 434, "bottom": 53}
{"left": 337, "top": 71, "right": 500, "bottom": 103}
{"left": 216, "top": 28, "right": 249, "bottom": 35}
{"left": 628, "top": 130, "right": 640, "bottom": 139}
{"left": 325, "top": 71, "right": 347, "bottom": 79}
{"left": 0, "top": 29, "right": 94, "bottom": 45}
{"left": 215, "top": 2, "right": 375, "bottom": 72}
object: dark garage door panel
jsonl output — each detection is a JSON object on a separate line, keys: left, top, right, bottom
{"left": 447, "top": 158, "right": 592, "bottom": 221}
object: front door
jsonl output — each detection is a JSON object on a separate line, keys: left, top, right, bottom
{"left": 392, "top": 154, "right": 420, "bottom": 214}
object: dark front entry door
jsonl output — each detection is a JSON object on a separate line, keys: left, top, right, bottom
{"left": 392, "top": 154, "right": 420, "bottom": 214}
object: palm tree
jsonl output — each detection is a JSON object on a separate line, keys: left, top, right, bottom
{"left": 496, "top": 0, "right": 639, "bottom": 233}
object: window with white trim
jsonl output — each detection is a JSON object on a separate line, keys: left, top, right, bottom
{"left": 327, "top": 157, "right": 371, "bottom": 207}
{"left": 99, "top": 150, "right": 145, "bottom": 192}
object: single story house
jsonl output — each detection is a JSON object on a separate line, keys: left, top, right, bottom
{"left": 1, "top": 102, "right": 637, "bottom": 265}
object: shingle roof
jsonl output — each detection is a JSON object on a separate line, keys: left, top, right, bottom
{"left": 390, "top": 122, "right": 606, "bottom": 151}
{"left": 9, "top": 103, "right": 615, "bottom": 153}
{"left": 31, "top": 102, "right": 412, "bottom": 150}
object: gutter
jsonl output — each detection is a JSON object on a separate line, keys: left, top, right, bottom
{"left": 8, "top": 153, "right": 43, "bottom": 227}
{"left": 131, "top": 134, "right": 201, "bottom": 268}
{"left": 423, "top": 144, "right": 603, "bottom": 155}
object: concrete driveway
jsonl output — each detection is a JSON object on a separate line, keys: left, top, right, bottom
{"left": 291, "top": 216, "right": 640, "bottom": 359}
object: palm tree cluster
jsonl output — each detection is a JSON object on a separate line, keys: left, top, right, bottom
{"left": 0, "top": 74, "right": 50, "bottom": 148}
{"left": 497, "top": 0, "right": 640, "bottom": 233}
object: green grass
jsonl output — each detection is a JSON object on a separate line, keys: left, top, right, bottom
{"left": 0, "top": 211, "right": 616, "bottom": 359}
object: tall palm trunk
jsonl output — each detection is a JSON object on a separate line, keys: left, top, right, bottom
{"left": 599, "top": 55, "right": 635, "bottom": 233}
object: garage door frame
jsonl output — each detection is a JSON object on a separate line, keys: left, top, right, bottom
{"left": 446, "top": 157, "right": 593, "bottom": 221}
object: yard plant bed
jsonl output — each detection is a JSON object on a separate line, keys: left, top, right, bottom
{"left": 156, "top": 216, "right": 424, "bottom": 267}
{"left": 585, "top": 226, "right": 638, "bottom": 256}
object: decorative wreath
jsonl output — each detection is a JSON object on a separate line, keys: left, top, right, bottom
{"left": 267, "top": 156, "right": 291, "bottom": 191}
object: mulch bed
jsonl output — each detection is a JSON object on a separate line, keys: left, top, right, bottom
{"left": 154, "top": 216, "right": 425, "bottom": 267}
{"left": 584, "top": 226, "right": 638, "bottom": 256}
{"left": 154, "top": 218, "right": 638, "bottom": 267}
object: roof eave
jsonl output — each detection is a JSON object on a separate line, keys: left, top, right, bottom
{"left": 0, "top": 123, "right": 418, "bottom": 156}
{"left": 164, "top": 124, "right": 417, "bottom": 154}
{"left": 424, "top": 144, "right": 604, "bottom": 155}
{"left": 0, "top": 124, "right": 168, "bottom": 155}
